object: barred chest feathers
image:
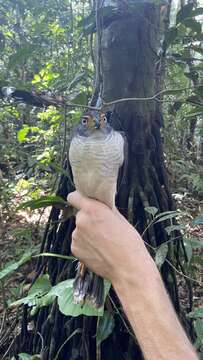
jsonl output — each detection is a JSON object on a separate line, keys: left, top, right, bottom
{"left": 69, "top": 130, "right": 124, "bottom": 209}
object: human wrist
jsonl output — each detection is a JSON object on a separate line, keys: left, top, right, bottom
{"left": 110, "top": 232, "right": 158, "bottom": 291}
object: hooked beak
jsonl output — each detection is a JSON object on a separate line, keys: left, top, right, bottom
{"left": 93, "top": 113, "right": 100, "bottom": 129}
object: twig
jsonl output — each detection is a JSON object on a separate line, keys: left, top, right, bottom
{"left": 2, "top": 336, "right": 15, "bottom": 359}
{"left": 2, "top": 85, "right": 201, "bottom": 112}
{"left": 0, "top": 310, "right": 7, "bottom": 337}
{"left": 53, "top": 328, "right": 82, "bottom": 360}
{"left": 108, "top": 294, "right": 136, "bottom": 340}
{"left": 144, "top": 241, "right": 202, "bottom": 286}
{"left": 165, "top": 258, "right": 202, "bottom": 286}
{"left": 61, "top": 106, "right": 68, "bottom": 166}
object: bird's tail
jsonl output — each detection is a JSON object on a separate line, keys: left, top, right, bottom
{"left": 73, "top": 262, "right": 104, "bottom": 308}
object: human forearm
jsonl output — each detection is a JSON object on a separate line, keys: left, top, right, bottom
{"left": 113, "top": 252, "right": 197, "bottom": 360}
{"left": 68, "top": 191, "right": 197, "bottom": 360}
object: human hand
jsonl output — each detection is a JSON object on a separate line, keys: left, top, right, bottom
{"left": 67, "top": 191, "right": 149, "bottom": 286}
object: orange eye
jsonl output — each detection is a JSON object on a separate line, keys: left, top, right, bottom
{"left": 82, "top": 117, "right": 88, "bottom": 125}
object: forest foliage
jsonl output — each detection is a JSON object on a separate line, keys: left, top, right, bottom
{"left": 0, "top": 0, "right": 203, "bottom": 358}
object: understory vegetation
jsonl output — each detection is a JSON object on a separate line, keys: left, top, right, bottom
{"left": 0, "top": 0, "right": 203, "bottom": 359}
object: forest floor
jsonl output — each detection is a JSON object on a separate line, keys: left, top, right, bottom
{"left": 0, "top": 191, "right": 202, "bottom": 359}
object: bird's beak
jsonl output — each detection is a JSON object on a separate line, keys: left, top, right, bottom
{"left": 93, "top": 113, "right": 100, "bottom": 129}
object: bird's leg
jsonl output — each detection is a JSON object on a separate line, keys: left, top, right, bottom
{"left": 73, "top": 262, "right": 104, "bottom": 308}
{"left": 80, "top": 262, "right": 86, "bottom": 278}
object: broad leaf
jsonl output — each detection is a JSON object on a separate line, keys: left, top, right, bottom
{"left": 165, "top": 224, "right": 185, "bottom": 235}
{"left": 183, "top": 238, "right": 193, "bottom": 264}
{"left": 0, "top": 249, "right": 36, "bottom": 280}
{"left": 162, "top": 89, "right": 186, "bottom": 96}
{"left": 195, "top": 86, "right": 203, "bottom": 97}
{"left": 17, "top": 126, "right": 30, "bottom": 143}
{"left": 144, "top": 206, "right": 158, "bottom": 217}
{"left": 17, "top": 195, "right": 68, "bottom": 210}
{"left": 194, "top": 319, "right": 203, "bottom": 337}
{"left": 56, "top": 279, "right": 111, "bottom": 317}
{"left": 184, "top": 71, "right": 198, "bottom": 82}
{"left": 18, "top": 354, "right": 33, "bottom": 360}
{"left": 11, "top": 277, "right": 111, "bottom": 317}
{"left": 188, "top": 308, "right": 203, "bottom": 319}
{"left": 192, "top": 214, "right": 203, "bottom": 225}
{"left": 96, "top": 311, "right": 115, "bottom": 346}
{"left": 155, "top": 243, "right": 168, "bottom": 269}
{"left": 164, "top": 27, "right": 178, "bottom": 47}
{"left": 29, "top": 274, "right": 52, "bottom": 296}
{"left": 176, "top": 4, "right": 193, "bottom": 24}
{"left": 183, "top": 18, "right": 201, "bottom": 34}
{"left": 190, "top": 7, "right": 203, "bottom": 17}
{"left": 188, "top": 237, "right": 203, "bottom": 249}
{"left": 10, "top": 274, "right": 53, "bottom": 309}
{"left": 71, "top": 92, "right": 87, "bottom": 105}
{"left": 34, "top": 252, "right": 75, "bottom": 261}
{"left": 18, "top": 354, "right": 40, "bottom": 360}
{"left": 154, "top": 211, "right": 181, "bottom": 224}
{"left": 190, "top": 46, "right": 203, "bottom": 56}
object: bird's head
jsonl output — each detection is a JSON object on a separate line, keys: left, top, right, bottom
{"left": 76, "top": 111, "right": 112, "bottom": 137}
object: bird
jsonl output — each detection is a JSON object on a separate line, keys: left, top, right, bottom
{"left": 69, "top": 110, "right": 126, "bottom": 308}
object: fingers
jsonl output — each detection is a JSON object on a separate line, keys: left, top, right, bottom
{"left": 67, "top": 190, "right": 102, "bottom": 212}
{"left": 71, "top": 229, "right": 78, "bottom": 257}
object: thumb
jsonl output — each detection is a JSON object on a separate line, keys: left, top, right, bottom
{"left": 67, "top": 191, "right": 88, "bottom": 210}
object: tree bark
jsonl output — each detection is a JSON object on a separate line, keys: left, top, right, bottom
{"left": 14, "top": 2, "right": 194, "bottom": 359}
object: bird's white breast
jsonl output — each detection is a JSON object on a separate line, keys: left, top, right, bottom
{"left": 69, "top": 130, "right": 124, "bottom": 208}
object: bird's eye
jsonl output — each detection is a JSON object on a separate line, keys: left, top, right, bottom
{"left": 103, "top": 116, "right": 107, "bottom": 123}
{"left": 82, "top": 117, "right": 88, "bottom": 125}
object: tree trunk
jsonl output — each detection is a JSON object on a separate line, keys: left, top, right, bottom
{"left": 15, "top": 2, "right": 194, "bottom": 359}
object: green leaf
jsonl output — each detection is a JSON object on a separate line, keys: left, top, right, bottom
{"left": 192, "top": 214, "right": 203, "bottom": 225}
{"left": 184, "top": 71, "right": 199, "bottom": 82}
{"left": 194, "top": 319, "right": 203, "bottom": 337}
{"left": 185, "top": 107, "right": 203, "bottom": 118}
{"left": 144, "top": 206, "right": 158, "bottom": 217}
{"left": 189, "top": 237, "right": 203, "bottom": 249}
{"left": 0, "top": 250, "right": 36, "bottom": 280}
{"left": 68, "top": 72, "right": 86, "bottom": 91}
{"left": 164, "top": 27, "right": 178, "bottom": 47}
{"left": 165, "top": 224, "right": 185, "bottom": 235}
{"left": 34, "top": 253, "right": 75, "bottom": 261}
{"left": 18, "top": 354, "right": 40, "bottom": 360}
{"left": 17, "top": 195, "right": 68, "bottom": 210}
{"left": 53, "top": 279, "right": 111, "bottom": 317}
{"left": 18, "top": 354, "right": 33, "bottom": 360}
{"left": 29, "top": 274, "right": 51, "bottom": 296}
{"left": 11, "top": 277, "right": 111, "bottom": 317}
{"left": 195, "top": 86, "right": 203, "bottom": 97}
{"left": 190, "top": 46, "right": 203, "bottom": 55}
{"left": 155, "top": 243, "right": 168, "bottom": 269}
{"left": 176, "top": 4, "right": 193, "bottom": 24}
{"left": 183, "top": 238, "right": 193, "bottom": 264}
{"left": 183, "top": 18, "right": 201, "bottom": 33}
{"left": 9, "top": 44, "right": 37, "bottom": 68}
{"left": 0, "top": 32, "right": 5, "bottom": 51}
{"left": 71, "top": 92, "right": 87, "bottom": 105}
{"left": 154, "top": 211, "right": 181, "bottom": 224}
{"left": 187, "top": 95, "right": 202, "bottom": 105}
{"left": 17, "top": 125, "right": 30, "bottom": 143}
{"left": 188, "top": 308, "right": 203, "bottom": 319}
{"left": 10, "top": 274, "right": 53, "bottom": 309}
{"left": 162, "top": 89, "right": 186, "bottom": 96}
{"left": 96, "top": 311, "right": 115, "bottom": 346}
{"left": 190, "top": 7, "right": 203, "bottom": 17}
